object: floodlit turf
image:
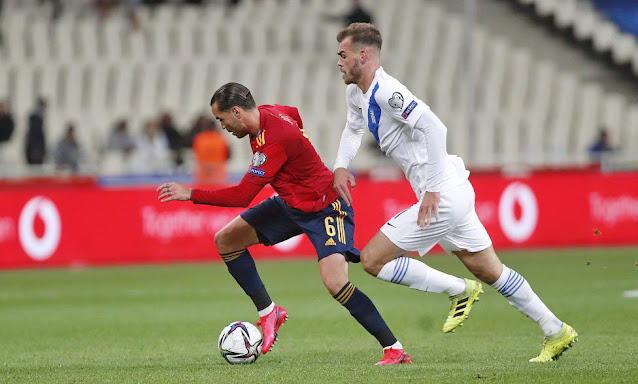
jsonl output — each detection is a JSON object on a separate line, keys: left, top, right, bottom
{"left": 1, "top": 247, "right": 637, "bottom": 383}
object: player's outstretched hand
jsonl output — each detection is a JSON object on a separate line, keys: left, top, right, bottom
{"left": 418, "top": 191, "right": 440, "bottom": 228}
{"left": 157, "top": 182, "right": 192, "bottom": 203}
{"left": 333, "top": 168, "right": 356, "bottom": 206}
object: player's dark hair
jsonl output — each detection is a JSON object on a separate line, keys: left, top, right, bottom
{"left": 210, "top": 82, "right": 256, "bottom": 111}
{"left": 337, "top": 23, "right": 382, "bottom": 50}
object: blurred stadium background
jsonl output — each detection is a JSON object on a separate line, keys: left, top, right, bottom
{"left": 1, "top": 0, "right": 638, "bottom": 177}
{"left": 1, "top": 0, "right": 637, "bottom": 381}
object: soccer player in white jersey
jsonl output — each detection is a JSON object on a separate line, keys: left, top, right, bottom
{"left": 332, "top": 23, "right": 578, "bottom": 362}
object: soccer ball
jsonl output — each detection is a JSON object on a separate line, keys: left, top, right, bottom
{"left": 217, "top": 321, "right": 263, "bottom": 364}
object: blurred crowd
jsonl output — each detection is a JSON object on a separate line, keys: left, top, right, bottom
{"left": 0, "top": 0, "right": 378, "bottom": 181}
{"left": 0, "top": 96, "right": 231, "bottom": 182}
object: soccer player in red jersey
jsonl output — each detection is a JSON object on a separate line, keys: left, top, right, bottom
{"left": 157, "top": 82, "right": 411, "bottom": 365}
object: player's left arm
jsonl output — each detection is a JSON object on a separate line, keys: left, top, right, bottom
{"left": 157, "top": 144, "right": 288, "bottom": 206}
{"left": 157, "top": 178, "right": 264, "bottom": 207}
{"left": 375, "top": 84, "right": 447, "bottom": 227}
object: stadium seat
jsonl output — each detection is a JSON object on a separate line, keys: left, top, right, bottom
{"left": 278, "top": 59, "right": 307, "bottom": 108}
{"left": 573, "top": 4, "right": 600, "bottom": 42}
{"left": 102, "top": 16, "right": 125, "bottom": 59}
{"left": 554, "top": 0, "right": 577, "bottom": 29}
{"left": 13, "top": 63, "right": 36, "bottom": 119}
{"left": 522, "top": 60, "right": 556, "bottom": 165}
{"left": 101, "top": 151, "right": 126, "bottom": 176}
{"left": 51, "top": 14, "right": 75, "bottom": 61}
{"left": 625, "top": 105, "right": 638, "bottom": 153}
{"left": 125, "top": 28, "right": 147, "bottom": 61}
{"left": 174, "top": 22, "right": 195, "bottom": 58}
{"left": 611, "top": 34, "right": 637, "bottom": 65}
{"left": 77, "top": 17, "right": 100, "bottom": 62}
{"left": 111, "top": 64, "right": 136, "bottom": 118}
{"left": 480, "top": 37, "right": 508, "bottom": 121}
{"left": 29, "top": 17, "right": 51, "bottom": 63}
{"left": 62, "top": 63, "right": 87, "bottom": 119}
{"left": 600, "top": 93, "right": 627, "bottom": 150}
{"left": 632, "top": 50, "right": 638, "bottom": 76}
{"left": 4, "top": 9, "right": 28, "bottom": 64}
{"left": 573, "top": 83, "right": 603, "bottom": 157}
{"left": 37, "top": 63, "right": 60, "bottom": 109}
{"left": 137, "top": 62, "right": 162, "bottom": 115}
{"left": 501, "top": 49, "right": 532, "bottom": 165}
{"left": 592, "top": 22, "right": 619, "bottom": 54}
{"left": 0, "top": 62, "right": 8, "bottom": 100}
{"left": 534, "top": 0, "right": 557, "bottom": 17}
{"left": 85, "top": 63, "right": 110, "bottom": 129}
{"left": 180, "top": 60, "right": 210, "bottom": 119}
{"left": 547, "top": 72, "right": 578, "bottom": 163}
{"left": 474, "top": 112, "right": 499, "bottom": 168}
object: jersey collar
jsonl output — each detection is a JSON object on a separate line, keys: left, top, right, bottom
{"left": 252, "top": 106, "right": 268, "bottom": 139}
{"left": 363, "top": 67, "right": 384, "bottom": 96}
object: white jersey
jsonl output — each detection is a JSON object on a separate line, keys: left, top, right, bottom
{"left": 334, "top": 67, "right": 469, "bottom": 201}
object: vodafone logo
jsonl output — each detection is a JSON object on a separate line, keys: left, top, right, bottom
{"left": 498, "top": 183, "right": 538, "bottom": 243}
{"left": 19, "top": 197, "right": 61, "bottom": 261}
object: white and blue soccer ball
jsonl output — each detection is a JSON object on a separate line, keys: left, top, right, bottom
{"left": 218, "top": 321, "right": 263, "bottom": 364}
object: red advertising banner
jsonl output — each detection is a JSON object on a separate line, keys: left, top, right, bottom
{"left": 1, "top": 170, "right": 637, "bottom": 269}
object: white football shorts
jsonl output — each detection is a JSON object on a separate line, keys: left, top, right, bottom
{"left": 380, "top": 180, "right": 492, "bottom": 256}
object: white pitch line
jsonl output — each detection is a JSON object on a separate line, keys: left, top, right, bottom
{"left": 623, "top": 290, "right": 638, "bottom": 298}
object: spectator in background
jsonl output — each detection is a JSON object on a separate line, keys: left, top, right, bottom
{"left": 0, "top": 101, "right": 14, "bottom": 145}
{"left": 25, "top": 97, "right": 47, "bottom": 165}
{"left": 106, "top": 119, "right": 136, "bottom": 155}
{"left": 54, "top": 123, "right": 82, "bottom": 173}
{"left": 184, "top": 113, "right": 209, "bottom": 148}
{"left": 135, "top": 119, "right": 170, "bottom": 164}
{"left": 192, "top": 118, "right": 229, "bottom": 184}
{"left": 159, "top": 111, "right": 184, "bottom": 167}
{"left": 588, "top": 128, "right": 617, "bottom": 163}
{"left": 0, "top": 100, "right": 14, "bottom": 163}
{"left": 325, "top": 0, "right": 374, "bottom": 26}
{"left": 344, "top": 0, "right": 373, "bottom": 25}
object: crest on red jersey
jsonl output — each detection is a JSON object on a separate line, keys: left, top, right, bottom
{"left": 252, "top": 152, "right": 267, "bottom": 166}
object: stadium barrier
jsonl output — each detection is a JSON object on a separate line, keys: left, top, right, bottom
{"left": 1, "top": 170, "right": 637, "bottom": 269}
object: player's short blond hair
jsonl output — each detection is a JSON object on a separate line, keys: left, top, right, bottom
{"left": 337, "top": 23, "right": 382, "bottom": 50}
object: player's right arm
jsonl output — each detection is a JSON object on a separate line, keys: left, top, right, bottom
{"left": 333, "top": 86, "right": 366, "bottom": 206}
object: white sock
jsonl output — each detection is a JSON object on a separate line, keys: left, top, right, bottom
{"left": 491, "top": 265, "right": 563, "bottom": 337}
{"left": 384, "top": 340, "right": 403, "bottom": 350}
{"left": 258, "top": 302, "right": 275, "bottom": 317}
{"left": 377, "top": 256, "right": 466, "bottom": 297}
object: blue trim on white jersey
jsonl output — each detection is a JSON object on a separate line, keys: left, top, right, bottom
{"left": 368, "top": 83, "right": 381, "bottom": 144}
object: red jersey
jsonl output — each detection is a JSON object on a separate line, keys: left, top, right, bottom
{"left": 191, "top": 105, "right": 338, "bottom": 213}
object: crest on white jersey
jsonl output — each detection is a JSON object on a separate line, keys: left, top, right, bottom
{"left": 252, "top": 152, "right": 267, "bottom": 166}
{"left": 388, "top": 92, "right": 404, "bottom": 109}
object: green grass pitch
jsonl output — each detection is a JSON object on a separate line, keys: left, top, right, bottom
{"left": 1, "top": 247, "right": 637, "bottom": 383}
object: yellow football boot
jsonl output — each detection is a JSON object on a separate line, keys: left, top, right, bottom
{"left": 529, "top": 323, "right": 578, "bottom": 362}
{"left": 442, "top": 279, "right": 483, "bottom": 333}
